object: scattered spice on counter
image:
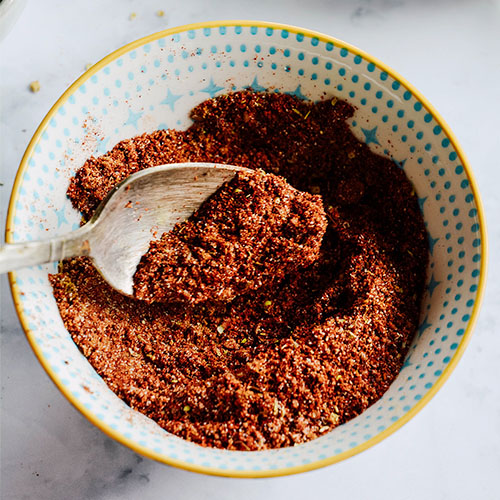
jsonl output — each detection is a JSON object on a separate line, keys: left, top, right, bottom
{"left": 50, "top": 90, "right": 429, "bottom": 450}
{"left": 29, "top": 81, "right": 40, "bottom": 93}
{"left": 133, "top": 169, "right": 327, "bottom": 304}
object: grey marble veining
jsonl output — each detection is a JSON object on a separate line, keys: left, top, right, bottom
{"left": 1, "top": 1, "right": 500, "bottom": 499}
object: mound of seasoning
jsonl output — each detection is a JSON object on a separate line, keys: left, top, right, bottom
{"left": 133, "top": 170, "right": 327, "bottom": 304}
{"left": 51, "top": 91, "right": 429, "bottom": 450}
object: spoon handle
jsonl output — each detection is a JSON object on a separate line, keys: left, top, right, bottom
{"left": 0, "top": 226, "right": 91, "bottom": 274}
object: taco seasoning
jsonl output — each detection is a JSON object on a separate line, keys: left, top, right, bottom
{"left": 50, "top": 91, "right": 429, "bottom": 450}
{"left": 133, "top": 169, "right": 328, "bottom": 305}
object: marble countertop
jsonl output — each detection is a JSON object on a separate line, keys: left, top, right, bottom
{"left": 1, "top": 1, "right": 499, "bottom": 499}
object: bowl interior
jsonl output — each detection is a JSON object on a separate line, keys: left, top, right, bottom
{"left": 7, "top": 22, "right": 484, "bottom": 476}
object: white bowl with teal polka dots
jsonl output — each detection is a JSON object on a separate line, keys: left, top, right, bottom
{"left": 6, "top": 21, "right": 487, "bottom": 477}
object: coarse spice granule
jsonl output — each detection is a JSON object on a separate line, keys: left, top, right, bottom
{"left": 50, "top": 91, "right": 429, "bottom": 450}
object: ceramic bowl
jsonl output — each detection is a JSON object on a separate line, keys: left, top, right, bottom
{"left": 6, "top": 21, "right": 487, "bottom": 477}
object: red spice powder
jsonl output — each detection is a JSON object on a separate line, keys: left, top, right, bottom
{"left": 133, "top": 169, "right": 328, "bottom": 305}
{"left": 50, "top": 91, "right": 429, "bottom": 450}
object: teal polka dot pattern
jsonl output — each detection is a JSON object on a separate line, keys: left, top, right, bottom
{"left": 8, "top": 24, "right": 484, "bottom": 475}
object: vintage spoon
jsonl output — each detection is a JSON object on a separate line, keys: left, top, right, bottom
{"left": 1, "top": 162, "right": 249, "bottom": 296}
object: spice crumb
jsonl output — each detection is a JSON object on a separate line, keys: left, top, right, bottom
{"left": 29, "top": 81, "right": 40, "bottom": 93}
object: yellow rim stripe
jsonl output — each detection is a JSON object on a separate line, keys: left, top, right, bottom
{"left": 6, "top": 20, "right": 488, "bottom": 478}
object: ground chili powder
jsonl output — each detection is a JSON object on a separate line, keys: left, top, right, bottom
{"left": 50, "top": 91, "right": 429, "bottom": 450}
{"left": 133, "top": 170, "right": 328, "bottom": 305}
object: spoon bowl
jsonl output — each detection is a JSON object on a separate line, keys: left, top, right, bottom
{"left": 0, "top": 163, "right": 247, "bottom": 295}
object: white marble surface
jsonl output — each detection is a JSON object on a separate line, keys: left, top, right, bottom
{"left": 1, "top": 1, "right": 499, "bottom": 498}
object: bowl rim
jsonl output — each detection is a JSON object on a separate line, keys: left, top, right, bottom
{"left": 6, "top": 19, "right": 488, "bottom": 478}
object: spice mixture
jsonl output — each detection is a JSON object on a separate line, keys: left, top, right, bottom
{"left": 133, "top": 170, "right": 327, "bottom": 305}
{"left": 51, "top": 91, "right": 429, "bottom": 450}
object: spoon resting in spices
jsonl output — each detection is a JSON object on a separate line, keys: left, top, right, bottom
{"left": 1, "top": 163, "right": 245, "bottom": 295}
{"left": 1, "top": 163, "right": 327, "bottom": 301}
